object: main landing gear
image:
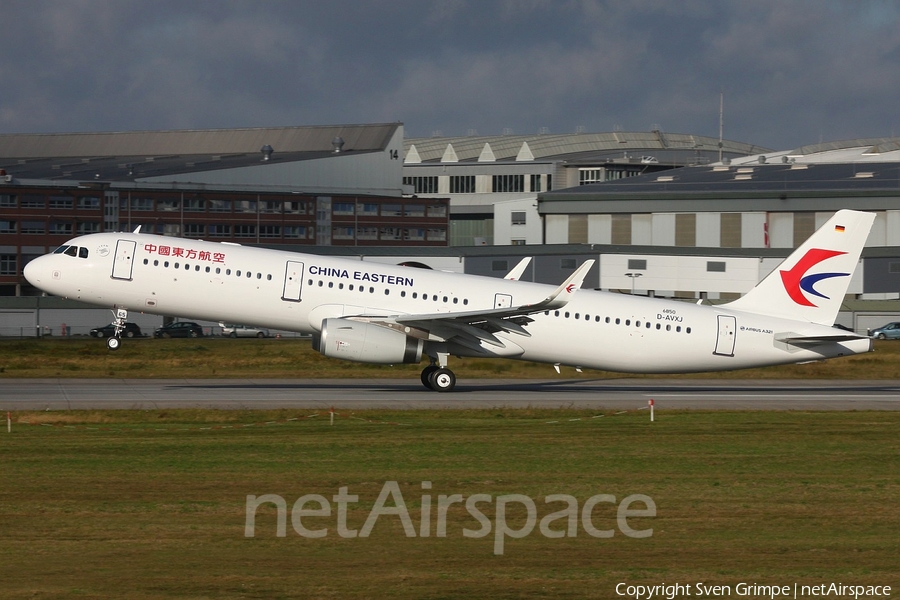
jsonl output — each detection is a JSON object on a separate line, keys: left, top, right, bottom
{"left": 106, "top": 308, "right": 128, "bottom": 351}
{"left": 420, "top": 352, "right": 456, "bottom": 392}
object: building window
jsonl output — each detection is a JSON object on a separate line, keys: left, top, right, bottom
{"left": 530, "top": 174, "right": 542, "bottom": 192}
{"left": 20, "top": 195, "right": 46, "bottom": 208}
{"left": 208, "top": 199, "right": 232, "bottom": 213}
{"left": 77, "top": 222, "right": 100, "bottom": 234}
{"left": 234, "top": 225, "right": 256, "bottom": 237}
{"left": 21, "top": 220, "right": 46, "bottom": 234}
{"left": 50, "top": 221, "right": 72, "bottom": 235}
{"left": 511, "top": 211, "right": 527, "bottom": 226}
{"left": 259, "top": 200, "right": 281, "bottom": 214}
{"left": 492, "top": 260, "right": 509, "bottom": 272}
{"left": 449, "top": 175, "right": 475, "bottom": 194}
{"left": 332, "top": 226, "right": 354, "bottom": 240}
{"left": 381, "top": 204, "right": 403, "bottom": 217}
{"left": 258, "top": 225, "right": 281, "bottom": 238}
{"left": 0, "top": 254, "right": 15, "bottom": 275}
{"left": 404, "top": 204, "right": 426, "bottom": 218}
{"left": 492, "top": 174, "right": 524, "bottom": 193}
{"left": 405, "top": 228, "right": 425, "bottom": 241}
{"left": 183, "top": 198, "right": 205, "bottom": 212}
{"left": 707, "top": 261, "right": 727, "bottom": 272}
{"left": 183, "top": 224, "right": 206, "bottom": 238}
{"left": 49, "top": 196, "right": 73, "bottom": 209}
{"left": 0, "top": 220, "right": 16, "bottom": 234}
{"left": 380, "top": 227, "right": 402, "bottom": 240}
{"left": 156, "top": 199, "right": 178, "bottom": 211}
{"left": 0, "top": 195, "right": 16, "bottom": 208}
{"left": 235, "top": 200, "right": 257, "bottom": 213}
{"left": 123, "top": 197, "right": 154, "bottom": 211}
{"left": 207, "top": 225, "right": 231, "bottom": 237}
{"left": 511, "top": 239, "right": 526, "bottom": 245}
{"left": 426, "top": 204, "right": 447, "bottom": 218}
{"left": 627, "top": 259, "right": 647, "bottom": 270}
{"left": 333, "top": 202, "right": 355, "bottom": 215}
{"left": 284, "top": 226, "right": 307, "bottom": 239}
{"left": 579, "top": 169, "right": 604, "bottom": 185}
{"left": 284, "top": 201, "right": 307, "bottom": 214}
{"left": 890, "top": 262, "right": 900, "bottom": 274}
{"left": 560, "top": 258, "right": 577, "bottom": 269}
{"left": 426, "top": 228, "right": 446, "bottom": 242}
{"left": 359, "top": 203, "right": 378, "bottom": 216}
{"left": 403, "top": 176, "right": 439, "bottom": 194}
{"left": 358, "top": 227, "right": 378, "bottom": 240}
{"left": 77, "top": 196, "right": 100, "bottom": 210}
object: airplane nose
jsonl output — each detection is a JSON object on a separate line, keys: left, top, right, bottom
{"left": 24, "top": 256, "right": 46, "bottom": 286}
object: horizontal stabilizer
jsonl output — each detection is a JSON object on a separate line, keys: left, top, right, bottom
{"left": 775, "top": 333, "right": 869, "bottom": 346}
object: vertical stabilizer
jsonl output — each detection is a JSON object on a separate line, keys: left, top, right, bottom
{"left": 724, "top": 210, "right": 874, "bottom": 325}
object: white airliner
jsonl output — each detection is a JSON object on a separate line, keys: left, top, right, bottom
{"left": 24, "top": 210, "right": 875, "bottom": 392}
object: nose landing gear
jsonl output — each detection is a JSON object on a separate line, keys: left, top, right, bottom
{"left": 107, "top": 308, "right": 128, "bottom": 351}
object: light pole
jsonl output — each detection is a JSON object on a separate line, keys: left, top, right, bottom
{"left": 625, "top": 272, "right": 643, "bottom": 295}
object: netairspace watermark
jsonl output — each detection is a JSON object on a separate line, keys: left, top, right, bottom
{"left": 616, "top": 582, "right": 893, "bottom": 600}
{"left": 244, "top": 480, "right": 656, "bottom": 555}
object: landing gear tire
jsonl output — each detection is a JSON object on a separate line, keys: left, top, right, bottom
{"left": 429, "top": 368, "right": 456, "bottom": 393}
{"left": 107, "top": 337, "right": 121, "bottom": 351}
{"left": 421, "top": 365, "right": 439, "bottom": 389}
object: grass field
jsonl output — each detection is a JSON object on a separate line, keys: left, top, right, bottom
{"left": 2, "top": 337, "right": 900, "bottom": 379}
{"left": 1, "top": 409, "right": 898, "bottom": 599}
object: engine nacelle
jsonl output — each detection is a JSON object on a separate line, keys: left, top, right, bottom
{"left": 318, "top": 318, "right": 423, "bottom": 364}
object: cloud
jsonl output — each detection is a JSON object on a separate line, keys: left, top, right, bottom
{"left": 1, "top": 1, "right": 899, "bottom": 149}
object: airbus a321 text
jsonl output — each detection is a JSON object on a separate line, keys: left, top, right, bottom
{"left": 24, "top": 210, "right": 875, "bottom": 392}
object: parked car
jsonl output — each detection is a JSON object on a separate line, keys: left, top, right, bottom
{"left": 220, "top": 323, "right": 270, "bottom": 338}
{"left": 868, "top": 322, "right": 900, "bottom": 340}
{"left": 154, "top": 322, "right": 204, "bottom": 338}
{"left": 90, "top": 322, "right": 143, "bottom": 338}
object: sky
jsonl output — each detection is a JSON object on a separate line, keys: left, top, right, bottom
{"left": 2, "top": 0, "right": 900, "bottom": 151}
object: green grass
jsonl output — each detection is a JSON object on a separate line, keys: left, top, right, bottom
{"left": 1, "top": 409, "right": 898, "bottom": 598}
{"left": 2, "top": 337, "right": 900, "bottom": 379}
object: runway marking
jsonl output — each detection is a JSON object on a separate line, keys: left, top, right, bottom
{"left": 650, "top": 394, "right": 900, "bottom": 398}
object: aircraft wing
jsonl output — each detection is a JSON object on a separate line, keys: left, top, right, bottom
{"left": 348, "top": 260, "right": 594, "bottom": 349}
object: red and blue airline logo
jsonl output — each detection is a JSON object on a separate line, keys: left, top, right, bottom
{"left": 780, "top": 248, "right": 848, "bottom": 307}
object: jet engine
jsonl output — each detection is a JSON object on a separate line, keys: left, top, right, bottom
{"left": 317, "top": 318, "right": 423, "bottom": 364}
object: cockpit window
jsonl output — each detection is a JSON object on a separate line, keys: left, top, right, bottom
{"left": 64, "top": 246, "right": 78, "bottom": 257}
{"left": 53, "top": 245, "right": 70, "bottom": 254}
{"left": 79, "top": 247, "right": 89, "bottom": 258}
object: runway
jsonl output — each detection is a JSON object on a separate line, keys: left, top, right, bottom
{"left": 1, "top": 378, "right": 899, "bottom": 410}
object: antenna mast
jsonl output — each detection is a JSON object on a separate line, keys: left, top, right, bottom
{"left": 718, "top": 92, "right": 724, "bottom": 163}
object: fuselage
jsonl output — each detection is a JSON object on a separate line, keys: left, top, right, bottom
{"left": 24, "top": 232, "right": 872, "bottom": 373}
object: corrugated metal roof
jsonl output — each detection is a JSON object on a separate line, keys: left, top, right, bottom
{"left": 0, "top": 123, "right": 400, "bottom": 159}
{"left": 541, "top": 162, "right": 900, "bottom": 199}
{"left": 404, "top": 131, "right": 769, "bottom": 163}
